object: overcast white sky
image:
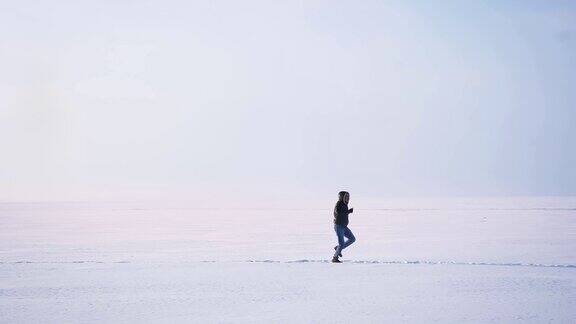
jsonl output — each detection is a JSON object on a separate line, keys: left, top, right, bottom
{"left": 1, "top": 1, "right": 575, "bottom": 202}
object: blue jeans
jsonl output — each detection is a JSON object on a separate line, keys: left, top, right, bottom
{"left": 334, "top": 224, "right": 356, "bottom": 257}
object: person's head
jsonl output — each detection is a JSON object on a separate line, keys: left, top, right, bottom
{"left": 338, "top": 191, "right": 350, "bottom": 204}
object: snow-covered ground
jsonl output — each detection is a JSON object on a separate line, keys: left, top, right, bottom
{"left": 1, "top": 197, "right": 575, "bottom": 323}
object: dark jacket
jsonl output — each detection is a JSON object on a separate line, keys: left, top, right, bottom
{"left": 334, "top": 200, "right": 352, "bottom": 226}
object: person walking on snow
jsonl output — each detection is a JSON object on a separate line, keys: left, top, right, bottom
{"left": 332, "top": 191, "right": 355, "bottom": 263}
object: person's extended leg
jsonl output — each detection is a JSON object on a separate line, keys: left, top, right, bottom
{"left": 333, "top": 225, "right": 346, "bottom": 258}
{"left": 341, "top": 226, "right": 356, "bottom": 250}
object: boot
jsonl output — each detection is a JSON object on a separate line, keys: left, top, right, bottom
{"left": 334, "top": 246, "right": 342, "bottom": 257}
{"left": 332, "top": 256, "right": 342, "bottom": 263}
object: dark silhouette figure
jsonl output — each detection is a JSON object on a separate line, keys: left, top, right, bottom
{"left": 332, "top": 191, "right": 355, "bottom": 263}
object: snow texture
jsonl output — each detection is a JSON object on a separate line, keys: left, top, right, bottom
{"left": 1, "top": 197, "right": 575, "bottom": 323}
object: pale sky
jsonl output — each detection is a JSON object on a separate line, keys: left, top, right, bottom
{"left": 1, "top": 1, "right": 575, "bottom": 202}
